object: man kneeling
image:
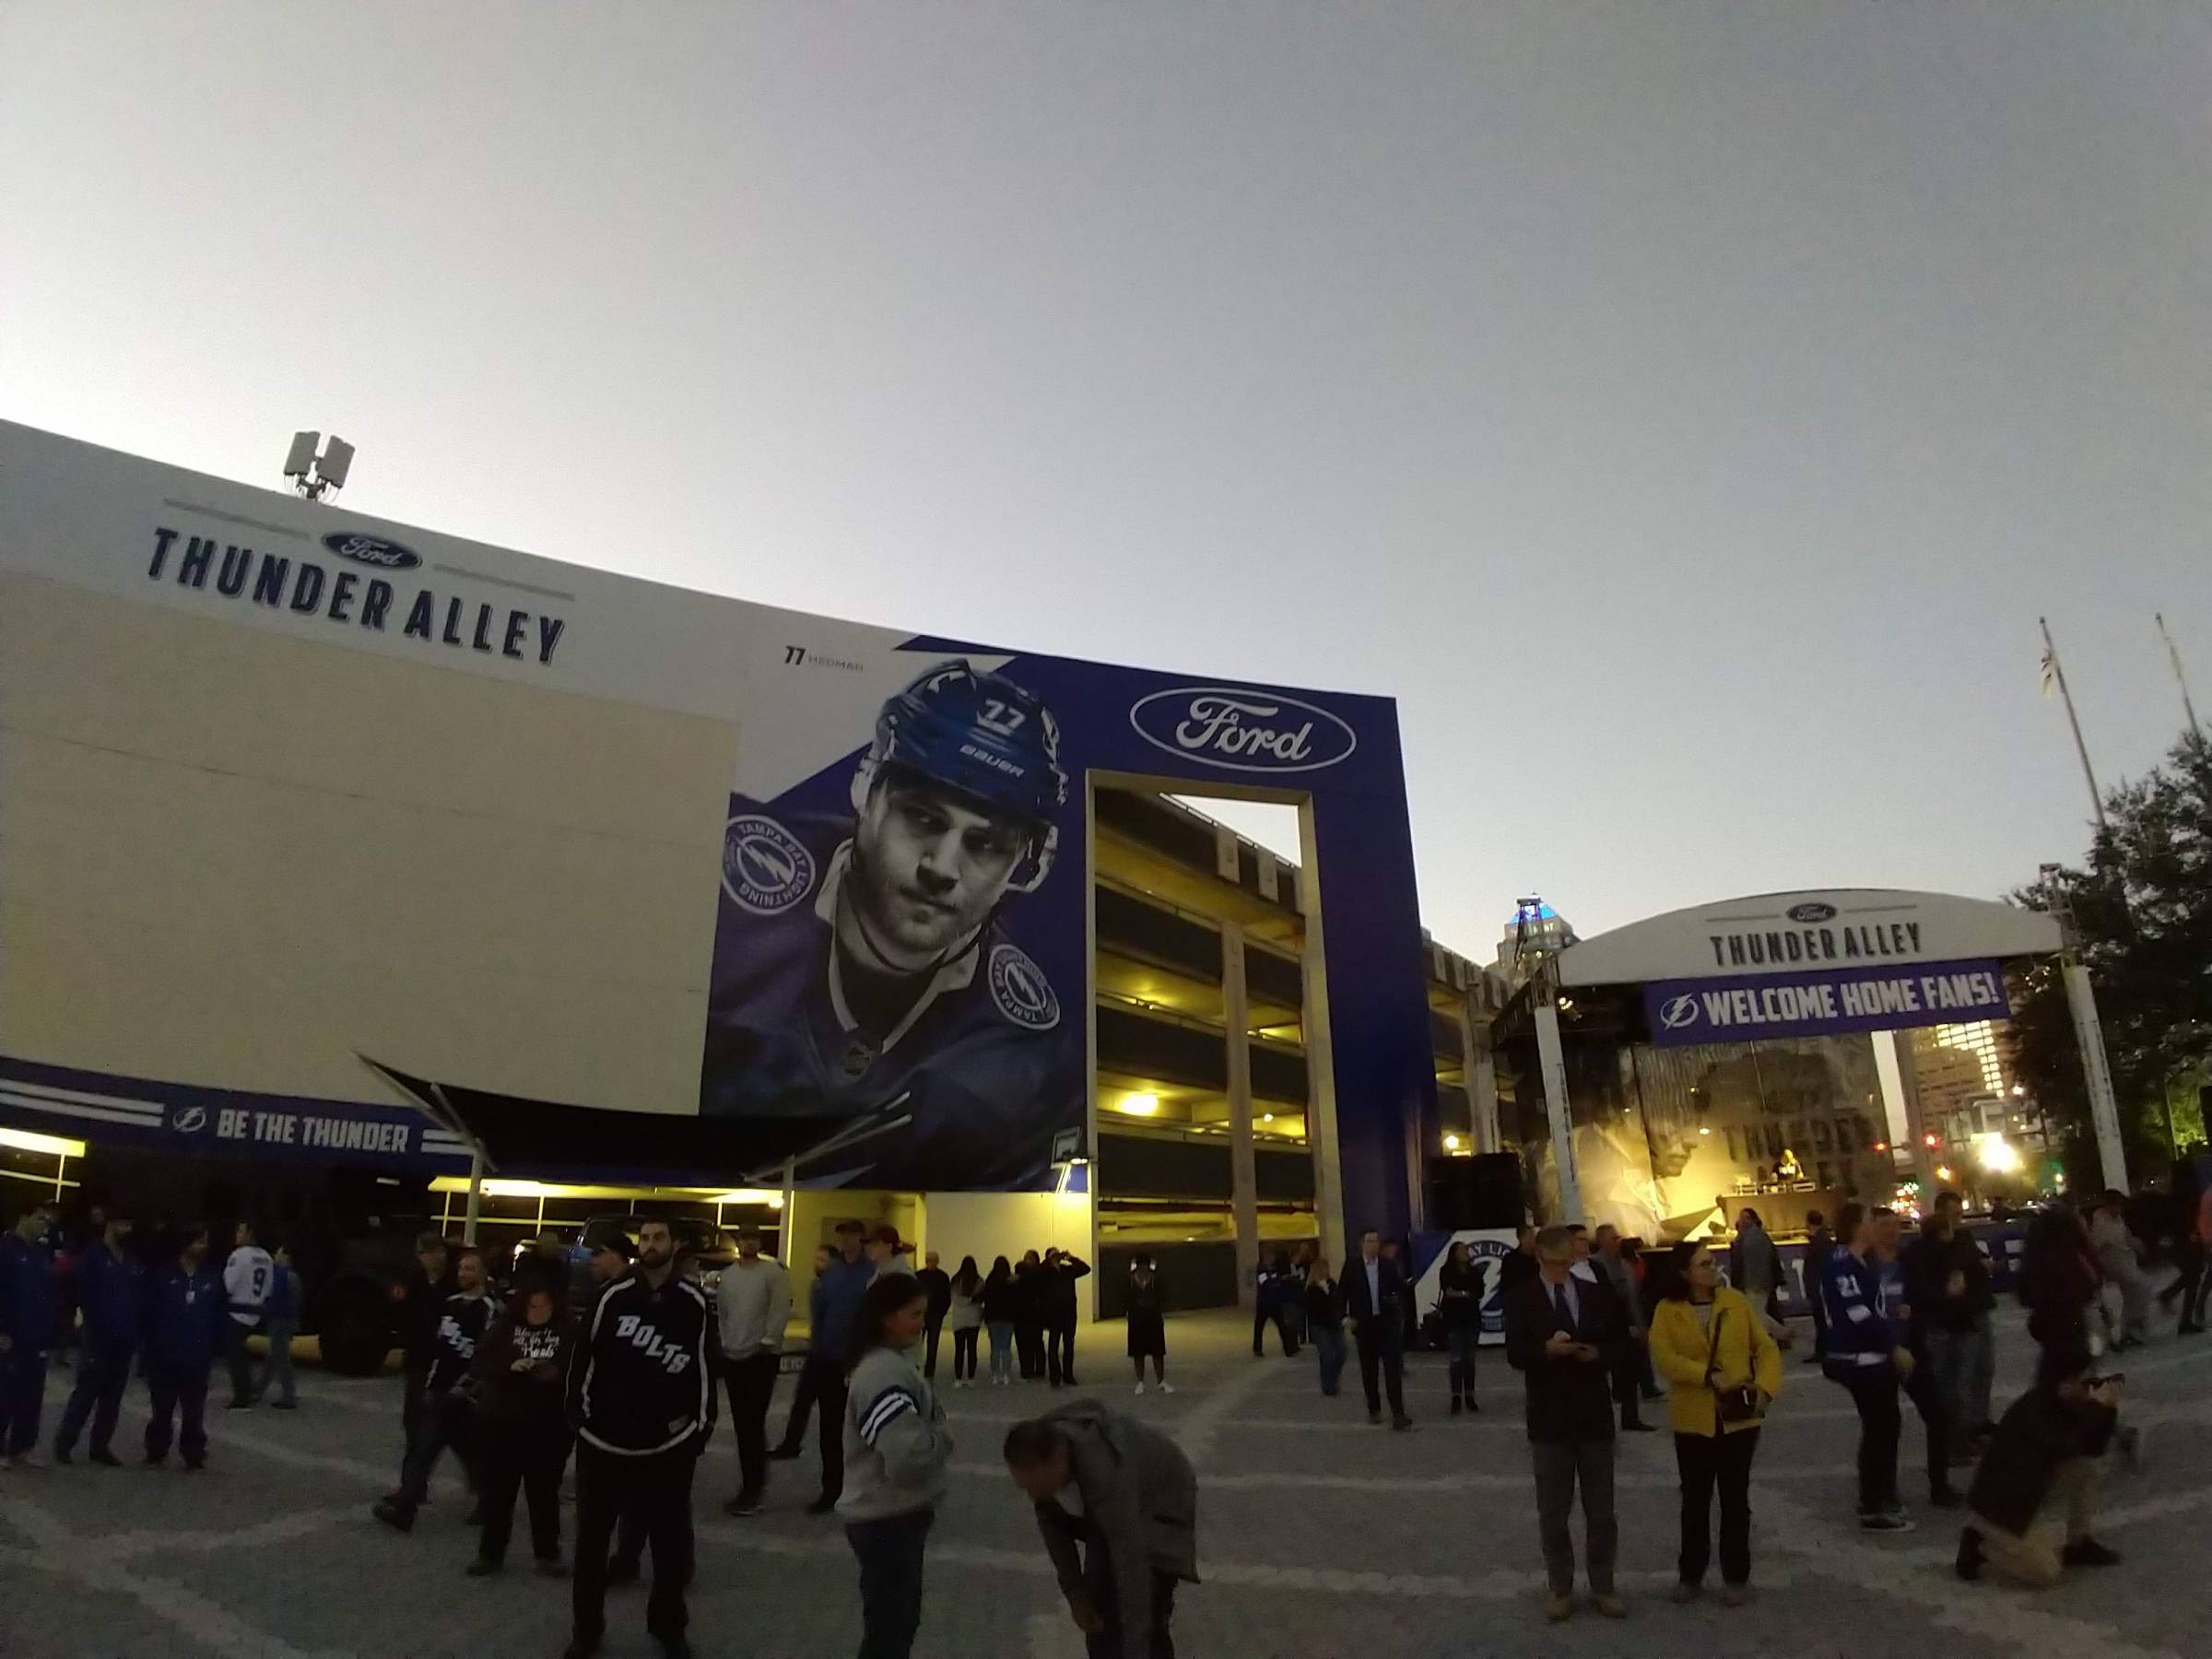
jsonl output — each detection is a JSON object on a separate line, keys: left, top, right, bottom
{"left": 1005, "top": 1403, "right": 1199, "bottom": 1659}
{"left": 1957, "top": 1344, "right": 2123, "bottom": 1588}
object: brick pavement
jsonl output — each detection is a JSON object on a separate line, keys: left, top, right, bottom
{"left": 3, "top": 1303, "right": 2208, "bottom": 1657}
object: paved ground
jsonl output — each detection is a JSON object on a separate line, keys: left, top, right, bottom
{"left": 3, "top": 1301, "right": 2208, "bottom": 1658}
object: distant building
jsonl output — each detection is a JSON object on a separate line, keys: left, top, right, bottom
{"left": 1495, "top": 898, "right": 1576, "bottom": 986}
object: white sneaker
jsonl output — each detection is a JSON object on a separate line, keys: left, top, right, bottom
{"left": 1159, "top": 1382, "right": 1176, "bottom": 1394}
{"left": 1135, "top": 1382, "right": 1147, "bottom": 1396}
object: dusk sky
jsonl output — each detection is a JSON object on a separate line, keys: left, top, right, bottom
{"left": 5, "top": 2, "right": 2206, "bottom": 957}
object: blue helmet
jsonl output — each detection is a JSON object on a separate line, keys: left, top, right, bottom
{"left": 851, "top": 660, "right": 1067, "bottom": 890}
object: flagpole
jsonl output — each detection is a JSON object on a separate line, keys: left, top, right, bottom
{"left": 2156, "top": 612, "right": 2205, "bottom": 740}
{"left": 2041, "top": 617, "right": 2109, "bottom": 834}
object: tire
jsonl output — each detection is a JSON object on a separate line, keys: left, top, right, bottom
{"left": 316, "top": 1279, "right": 396, "bottom": 1378}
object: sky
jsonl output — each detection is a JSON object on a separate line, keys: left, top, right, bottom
{"left": 4, "top": 2, "right": 2208, "bottom": 959}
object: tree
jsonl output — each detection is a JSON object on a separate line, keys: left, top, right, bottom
{"left": 2006, "top": 729, "right": 2212, "bottom": 1187}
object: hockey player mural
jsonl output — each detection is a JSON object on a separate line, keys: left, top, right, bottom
{"left": 700, "top": 658, "right": 1080, "bottom": 1193}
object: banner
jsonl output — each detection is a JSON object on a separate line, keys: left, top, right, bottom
{"left": 1644, "top": 959, "right": 2009, "bottom": 1047}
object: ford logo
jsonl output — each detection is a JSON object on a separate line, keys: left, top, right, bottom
{"left": 1128, "top": 687, "right": 1358, "bottom": 775}
{"left": 1786, "top": 901, "right": 1838, "bottom": 924}
{"left": 322, "top": 531, "right": 421, "bottom": 571}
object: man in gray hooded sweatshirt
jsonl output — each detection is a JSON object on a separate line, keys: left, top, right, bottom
{"left": 1004, "top": 1402, "right": 1199, "bottom": 1659}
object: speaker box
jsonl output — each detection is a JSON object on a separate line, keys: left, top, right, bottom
{"left": 1428, "top": 1152, "right": 1524, "bottom": 1231}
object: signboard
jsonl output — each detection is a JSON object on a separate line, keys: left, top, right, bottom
{"left": 1643, "top": 959, "right": 2009, "bottom": 1047}
{"left": 0, "top": 1055, "right": 469, "bottom": 1171}
{"left": 1559, "top": 890, "right": 2060, "bottom": 989}
{"left": 0, "top": 420, "right": 1437, "bottom": 1230}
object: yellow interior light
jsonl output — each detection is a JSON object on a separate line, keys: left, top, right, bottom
{"left": 1117, "top": 1092, "right": 1160, "bottom": 1117}
{"left": 0, "top": 1126, "right": 88, "bottom": 1159}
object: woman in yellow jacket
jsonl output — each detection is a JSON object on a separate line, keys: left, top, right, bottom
{"left": 1649, "top": 1241, "right": 1783, "bottom": 1605}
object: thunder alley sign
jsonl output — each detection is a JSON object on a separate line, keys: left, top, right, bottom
{"left": 1643, "top": 959, "right": 2010, "bottom": 1047}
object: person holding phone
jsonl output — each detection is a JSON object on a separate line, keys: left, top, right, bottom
{"left": 1504, "top": 1224, "right": 1630, "bottom": 1622}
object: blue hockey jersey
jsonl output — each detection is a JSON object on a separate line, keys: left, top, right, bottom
{"left": 1818, "top": 1244, "right": 1898, "bottom": 1375}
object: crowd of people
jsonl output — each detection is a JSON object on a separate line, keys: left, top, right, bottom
{"left": 0, "top": 1203, "right": 300, "bottom": 1472}
{"left": 6, "top": 1182, "right": 2202, "bottom": 1651}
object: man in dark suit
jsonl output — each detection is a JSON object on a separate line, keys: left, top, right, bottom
{"left": 1505, "top": 1224, "right": 1628, "bottom": 1623}
{"left": 1342, "top": 1229, "right": 1412, "bottom": 1430}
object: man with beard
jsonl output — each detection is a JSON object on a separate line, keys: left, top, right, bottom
{"left": 567, "top": 1218, "right": 716, "bottom": 1659}
{"left": 700, "top": 660, "right": 1078, "bottom": 1191}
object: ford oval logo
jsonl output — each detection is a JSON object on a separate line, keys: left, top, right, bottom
{"left": 1786, "top": 901, "right": 1838, "bottom": 924}
{"left": 1128, "top": 686, "right": 1358, "bottom": 775}
{"left": 322, "top": 531, "right": 421, "bottom": 571}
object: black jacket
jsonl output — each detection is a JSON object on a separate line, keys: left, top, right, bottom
{"left": 476, "top": 1309, "right": 575, "bottom": 1429}
{"left": 1966, "top": 1384, "right": 2117, "bottom": 1535}
{"left": 1304, "top": 1275, "right": 1342, "bottom": 1327}
{"left": 397, "top": 1265, "right": 453, "bottom": 1377}
{"left": 1044, "top": 1255, "right": 1091, "bottom": 1321}
{"left": 981, "top": 1271, "right": 1022, "bottom": 1324}
{"left": 916, "top": 1266, "right": 952, "bottom": 1324}
{"left": 1339, "top": 1257, "right": 1407, "bottom": 1329}
{"left": 1497, "top": 1250, "right": 1539, "bottom": 1297}
{"left": 428, "top": 1292, "right": 499, "bottom": 1393}
{"left": 1438, "top": 1261, "right": 1483, "bottom": 1330}
{"left": 1503, "top": 1273, "right": 1626, "bottom": 1444}
{"left": 567, "top": 1270, "right": 718, "bottom": 1457}
{"left": 1906, "top": 1229, "right": 1994, "bottom": 1334}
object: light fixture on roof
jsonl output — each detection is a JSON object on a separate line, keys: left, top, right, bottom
{"left": 283, "top": 430, "right": 355, "bottom": 501}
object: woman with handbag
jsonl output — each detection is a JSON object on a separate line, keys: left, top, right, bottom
{"left": 1649, "top": 1241, "right": 1782, "bottom": 1605}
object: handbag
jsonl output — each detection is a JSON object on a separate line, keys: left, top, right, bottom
{"left": 1704, "top": 1306, "right": 1763, "bottom": 1425}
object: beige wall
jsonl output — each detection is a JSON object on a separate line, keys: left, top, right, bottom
{"left": 922, "top": 1190, "right": 1094, "bottom": 1292}
{"left": 1, "top": 572, "right": 735, "bottom": 1112}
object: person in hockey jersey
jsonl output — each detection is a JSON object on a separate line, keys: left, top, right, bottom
{"left": 701, "top": 660, "right": 1081, "bottom": 1192}
{"left": 375, "top": 1243, "right": 498, "bottom": 1532}
{"left": 220, "top": 1219, "right": 273, "bottom": 1410}
{"left": 565, "top": 1218, "right": 717, "bottom": 1659}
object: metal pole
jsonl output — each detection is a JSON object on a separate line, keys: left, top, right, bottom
{"left": 2041, "top": 618, "right": 2108, "bottom": 832}
{"left": 2157, "top": 612, "right": 2204, "bottom": 740}
{"left": 464, "top": 1146, "right": 485, "bottom": 1246}
{"left": 1534, "top": 993, "right": 1582, "bottom": 1222}
{"left": 2062, "top": 959, "right": 2130, "bottom": 1194}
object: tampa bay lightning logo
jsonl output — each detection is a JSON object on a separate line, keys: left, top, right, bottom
{"left": 1658, "top": 994, "right": 1702, "bottom": 1031}
{"left": 988, "top": 943, "right": 1060, "bottom": 1031}
{"left": 171, "top": 1105, "right": 209, "bottom": 1135}
{"left": 722, "top": 815, "right": 816, "bottom": 914}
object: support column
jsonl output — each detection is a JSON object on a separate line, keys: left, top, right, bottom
{"left": 464, "top": 1146, "right": 485, "bottom": 1246}
{"left": 1224, "top": 925, "right": 1261, "bottom": 1311}
{"left": 1463, "top": 997, "right": 1500, "bottom": 1155}
{"left": 2063, "top": 959, "right": 2131, "bottom": 1194}
{"left": 1888, "top": 1030, "right": 1937, "bottom": 1196}
{"left": 1533, "top": 994, "right": 1582, "bottom": 1222}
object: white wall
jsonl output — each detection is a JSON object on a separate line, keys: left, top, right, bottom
{"left": 1, "top": 573, "right": 733, "bottom": 1111}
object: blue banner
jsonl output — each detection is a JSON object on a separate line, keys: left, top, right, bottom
{"left": 1644, "top": 959, "right": 2008, "bottom": 1047}
{"left": 0, "top": 1054, "right": 469, "bottom": 1171}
